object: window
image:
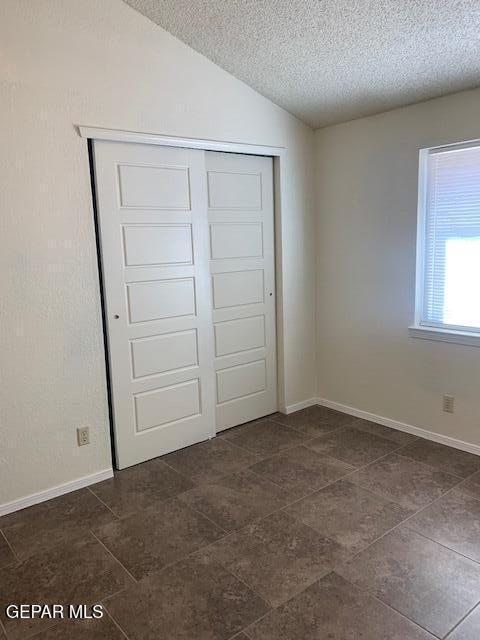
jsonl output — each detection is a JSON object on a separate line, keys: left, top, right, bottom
{"left": 411, "top": 141, "right": 480, "bottom": 346}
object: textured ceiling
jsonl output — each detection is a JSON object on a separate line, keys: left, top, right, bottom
{"left": 123, "top": 0, "right": 480, "bottom": 128}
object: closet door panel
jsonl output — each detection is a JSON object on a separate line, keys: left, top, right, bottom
{"left": 93, "top": 141, "right": 215, "bottom": 468}
{"left": 206, "top": 151, "right": 277, "bottom": 431}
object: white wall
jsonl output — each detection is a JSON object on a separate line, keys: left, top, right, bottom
{"left": 315, "top": 88, "right": 480, "bottom": 447}
{"left": 0, "top": 0, "right": 316, "bottom": 505}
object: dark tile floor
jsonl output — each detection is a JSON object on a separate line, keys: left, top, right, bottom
{"left": 1, "top": 406, "right": 480, "bottom": 639}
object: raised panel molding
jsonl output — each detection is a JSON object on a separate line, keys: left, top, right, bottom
{"left": 216, "top": 359, "right": 266, "bottom": 404}
{"left": 130, "top": 329, "right": 198, "bottom": 379}
{"left": 127, "top": 278, "right": 195, "bottom": 323}
{"left": 118, "top": 163, "right": 191, "bottom": 209}
{"left": 207, "top": 170, "right": 262, "bottom": 210}
{"left": 122, "top": 224, "right": 193, "bottom": 267}
{"left": 212, "top": 270, "right": 264, "bottom": 309}
{"left": 134, "top": 379, "right": 200, "bottom": 432}
{"left": 210, "top": 222, "right": 263, "bottom": 259}
{"left": 214, "top": 315, "right": 265, "bottom": 356}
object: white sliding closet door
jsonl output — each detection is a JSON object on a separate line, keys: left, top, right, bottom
{"left": 93, "top": 141, "right": 215, "bottom": 469}
{"left": 206, "top": 151, "right": 277, "bottom": 430}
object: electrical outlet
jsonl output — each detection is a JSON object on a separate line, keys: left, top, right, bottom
{"left": 77, "top": 426, "right": 90, "bottom": 446}
{"left": 443, "top": 395, "right": 454, "bottom": 414}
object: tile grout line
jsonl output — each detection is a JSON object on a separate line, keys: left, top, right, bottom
{"left": 88, "top": 503, "right": 230, "bottom": 587}
{"left": 283, "top": 427, "right": 478, "bottom": 511}
{"left": 179, "top": 468, "right": 299, "bottom": 538}
{"left": 335, "top": 481, "right": 463, "bottom": 567}
{"left": 104, "top": 608, "right": 131, "bottom": 640}
{"left": 0, "top": 527, "right": 134, "bottom": 640}
{"left": 167, "top": 443, "right": 336, "bottom": 516}
{"left": 101, "top": 583, "right": 136, "bottom": 606}
{"left": 195, "top": 506, "right": 344, "bottom": 613}
{"left": 270, "top": 411, "right": 420, "bottom": 447}
{"left": 273, "top": 408, "right": 480, "bottom": 474}
{"left": 260, "top": 439, "right": 480, "bottom": 627}
{"left": 223, "top": 438, "right": 273, "bottom": 462}
{"left": 282, "top": 409, "right": 480, "bottom": 480}
{"left": 402, "top": 521, "right": 480, "bottom": 567}
{"left": 345, "top": 439, "right": 465, "bottom": 478}
{"left": 0, "top": 527, "right": 18, "bottom": 563}
{"left": 86, "top": 486, "right": 122, "bottom": 520}
{"left": 178, "top": 500, "right": 230, "bottom": 536}
{"left": 273, "top": 442, "right": 414, "bottom": 515}
{"left": 244, "top": 466, "right": 301, "bottom": 497}
{"left": 235, "top": 591, "right": 280, "bottom": 640}
{"left": 253, "top": 434, "right": 411, "bottom": 502}
{"left": 159, "top": 457, "right": 201, "bottom": 481}
{"left": 383, "top": 439, "right": 480, "bottom": 481}
{"left": 341, "top": 464, "right": 464, "bottom": 511}
{"left": 193, "top": 439, "right": 419, "bottom": 547}
{"left": 262, "top": 438, "right": 480, "bottom": 639}
{"left": 306, "top": 443, "right": 467, "bottom": 519}
{"left": 443, "top": 600, "right": 480, "bottom": 639}
{"left": 87, "top": 426, "right": 373, "bottom": 536}
{"left": 92, "top": 431, "right": 469, "bottom": 545}
{"left": 451, "top": 481, "right": 480, "bottom": 504}
{"left": 268, "top": 414, "right": 361, "bottom": 436}
{"left": 367, "top": 587, "right": 444, "bottom": 639}
{"left": 0, "top": 420, "right": 472, "bottom": 637}
{"left": 392, "top": 451, "right": 466, "bottom": 481}
{"left": 219, "top": 418, "right": 320, "bottom": 455}
{"left": 80, "top": 440, "right": 353, "bottom": 596}
{"left": 74, "top": 434, "right": 480, "bottom": 639}
{"left": 271, "top": 420, "right": 350, "bottom": 439}
{"left": 158, "top": 457, "right": 233, "bottom": 492}
{"left": 218, "top": 433, "right": 275, "bottom": 458}
{"left": 3, "top": 416, "right": 479, "bottom": 639}
{"left": 159, "top": 436, "right": 280, "bottom": 489}
{"left": 100, "top": 422, "right": 479, "bottom": 522}
{"left": 214, "top": 557, "right": 273, "bottom": 613}
{"left": 303, "top": 435, "right": 412, "bottom": 471}
{"left": 294, "top": 569, "right": 442, "bottom": 640}
{"left": 332, "top": 476, "right": 479, "bottom": 594}
{"left": 96, "top": 530, "right": 275, "bottom": 640}
{"left": 455, "top": 468, "right": 480, "bottom": 483}
{"left": 373, "top": 585, "right": 480, "bottom": 640}
{"left": 89, "top": 530, "right": 138, "bottom": 584}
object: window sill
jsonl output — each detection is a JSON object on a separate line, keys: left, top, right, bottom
{"left": 408, "top": 325, "right": 480, "bottom": 347}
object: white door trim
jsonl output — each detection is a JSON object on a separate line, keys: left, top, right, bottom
{"left": 79, "top": 125, "right": 289, "bottom": 413}
{"left": 78, "top": 126, "right": 286, "bottom": 158}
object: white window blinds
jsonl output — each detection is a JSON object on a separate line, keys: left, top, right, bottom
{"left": 422, "top": 143, "right": 480, "bottom": 331}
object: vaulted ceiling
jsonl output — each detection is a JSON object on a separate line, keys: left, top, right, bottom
{"left": 124, "top": 0, "right": 480, "bottom": 128}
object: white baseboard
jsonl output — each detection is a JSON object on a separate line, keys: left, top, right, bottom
{"left": 315, "top": 397, "right": 480, "bottom": 457}
{"left": 0, "top": 468, "right": 114, "bottom": 517}
{"left": 3, "top": 398, "right": 478, "bottom": 517}
{"left": 284, "top": 398, "right": 319, "bottom": 414}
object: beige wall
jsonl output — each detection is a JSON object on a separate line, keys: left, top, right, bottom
{"left": 315, "top": 88, "right": 480, "bottom": 447}
{"left": 0, "top": 0, "right": 316, "bottom": 505}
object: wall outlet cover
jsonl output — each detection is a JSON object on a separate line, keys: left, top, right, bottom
{"left": 77, "top": 426, "right": 90, "bottom": 446}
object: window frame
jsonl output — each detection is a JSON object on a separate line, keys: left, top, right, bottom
{"left": 409, "top": 139, "right": 480, "bottom": 347}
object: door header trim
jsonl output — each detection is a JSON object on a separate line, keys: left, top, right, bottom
{"left": 78, "top": 126, "right": 286, "bottom": 157}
